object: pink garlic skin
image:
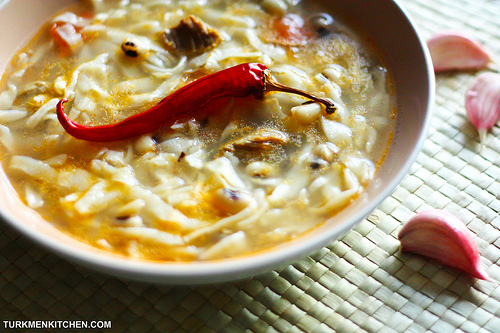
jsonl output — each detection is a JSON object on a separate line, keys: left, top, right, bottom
{"left": 427, "top": 31, "right": 491, "bottom": 72}
{"left": 398, "top": 210, "right": 488, "bottom": 280}
{"left": 466, "top": 72, "right": 500, "bottom": 136}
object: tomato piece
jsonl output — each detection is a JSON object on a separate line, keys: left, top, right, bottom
{"left": 271, "top": 14, "right": 311, "bottom": 45}
{"left": 51, "top": 22, "right": 83, "bottom": 56}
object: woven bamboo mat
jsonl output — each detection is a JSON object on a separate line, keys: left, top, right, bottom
{"left": 2, "top": 0, "right": 500, "bottom": 332}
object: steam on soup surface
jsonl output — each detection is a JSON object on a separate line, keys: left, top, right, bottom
{"left": 0, "top": 0, "right": 395, "bottom": 261}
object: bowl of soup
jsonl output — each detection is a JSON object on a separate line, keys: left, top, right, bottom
{"left": 0, "top": 0, "right": 433, "bottom": 284}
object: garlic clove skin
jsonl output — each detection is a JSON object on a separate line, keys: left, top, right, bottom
{"left": 427, "top": 31, "right": 491, "bottom": 72}
{"left": 398, "top": 210, "right": 488, "bottom": 280}
{"left": 465, "top": 72, "right": 500, "bottom": 147}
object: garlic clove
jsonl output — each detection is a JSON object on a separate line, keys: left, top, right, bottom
{"left": 427, "top": 31, "right": 491, "bottom": 72}
{"left": 465, "top": 72, "right": 500, "bottom": 147}
{"left": 398, "top": 210, "right": 488, "bottom": 280}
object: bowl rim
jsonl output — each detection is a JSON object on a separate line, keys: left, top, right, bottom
{"left": 0, "top": 0, "right": 435, "bottom": 284}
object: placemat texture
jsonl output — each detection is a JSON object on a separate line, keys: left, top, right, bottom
{"left": 1, "top": 0, "right": 500, "bottom": 332}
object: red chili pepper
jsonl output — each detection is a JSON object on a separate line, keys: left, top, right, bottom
{"left": 57, "top": 63, "right": 336, "bottom": 142}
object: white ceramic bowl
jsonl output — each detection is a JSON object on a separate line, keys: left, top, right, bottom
{"left": 0, "top": 0, "right": 434, "bottom": 284}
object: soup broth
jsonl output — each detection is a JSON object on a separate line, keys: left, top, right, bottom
{"left": 0, "top": 0, "right": 395, "bottom": 261}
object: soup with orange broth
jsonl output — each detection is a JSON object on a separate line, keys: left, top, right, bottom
{"left": 0, "top": 0, "right": 395, "bottom": 261}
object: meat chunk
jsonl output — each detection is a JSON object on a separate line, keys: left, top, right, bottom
{"left": 223, "top": 129, "right": 289, "bottom": 153}
{"left": 161, "top": 16, "right": 222, "bottom": 56}
{"left": 220, "top": 129, "right": 290, "bottom": 164}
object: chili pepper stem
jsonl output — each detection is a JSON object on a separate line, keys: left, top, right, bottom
{"left": 263, "top": 69, "right": 337, "bottom": 114}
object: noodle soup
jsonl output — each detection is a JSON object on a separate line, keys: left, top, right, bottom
{"left": 0, "top": 0, "right": 395, "bottom": 261}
